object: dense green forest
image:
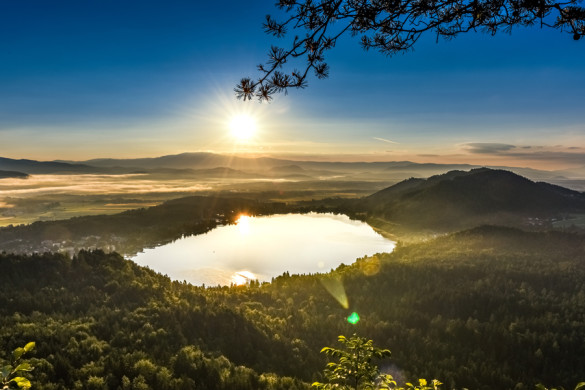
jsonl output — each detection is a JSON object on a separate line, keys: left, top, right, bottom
{"left": 1, "top": 226, "right": 584, "bottom": 389}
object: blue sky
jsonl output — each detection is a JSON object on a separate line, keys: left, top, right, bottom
{"left": 1, "top": 0, "right": 584, "bottom": 169}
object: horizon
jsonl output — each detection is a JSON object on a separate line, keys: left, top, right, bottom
{"left": 1, "top": 150, "right": 584, "bottom": 173}
{"left": 0, "top": 150, "right": 580, "bottom": 172}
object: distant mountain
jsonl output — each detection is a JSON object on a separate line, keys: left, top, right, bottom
{"left": 192, "top": 167, "right": 261, "bottom": 178}
{"left": 61, "top": 152, "right": 290, "bottom": 171}
{"left": 0, "top": 170, "right": 29, "bottom": 179}
{"left": 141, "top": 166, "right": 260, "bottom": 178}
{"left": 269, "top": 164, "right": 306, "bottom": 174}
{"left": 363, "top": 168, "right": 585, "bottom": 230}
{"left": 552, "top": 165, "right": 585, "bottom": 178}
{"left": 7, "top": 152, "right": 584, "bottom": 191}
{"left": 0, "top": 157, "right": 102, "bottom": 174}
{"left": 59, "top": 153, "right": 481, "bottom": 175}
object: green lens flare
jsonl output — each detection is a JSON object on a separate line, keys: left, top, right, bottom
{"left": 347, "top": 312, "right": 360, "bottom": 324}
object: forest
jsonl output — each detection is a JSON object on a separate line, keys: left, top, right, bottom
{"left": 1, "top": 226, "right": 584, "bottom": 389}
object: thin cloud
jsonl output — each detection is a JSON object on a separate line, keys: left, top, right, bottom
{"left": 463, "top": 143, "right": 517, "bottom": 154}
{"left": 373, "top": 137, "right": 399, "bottom": 144}
{"left": 459, "top": 143, "right": 585, "bottom": 168}
{"left": 502, "top": 151, "right": 585, "bottom": 165}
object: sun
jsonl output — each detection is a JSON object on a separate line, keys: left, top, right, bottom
{"left": 229, "top": 114, "right": 257, "bottom": 141}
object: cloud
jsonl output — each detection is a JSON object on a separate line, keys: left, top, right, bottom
{"left": 502, "top": 150, "right": 585, "bottom": 165}
{"left": 459, "top": 143, "right": 585, "bottom": 168}
{"left": 373, "top": 137, "right": 398, "bottom": 144}
{"left": 463, "top": 143, "right": 517, "bottom": 154}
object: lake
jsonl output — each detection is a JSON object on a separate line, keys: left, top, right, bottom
{"left": 131, "top": 213, "right": 395, "bottom": 286}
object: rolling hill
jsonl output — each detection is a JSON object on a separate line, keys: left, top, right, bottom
{"left": 0, "top": 157, "right": 104, "bottom": 174}
{"left": 0, "top": 170, "right": 29, "bottom": 179}
{"left": 362, "top": 168, "right": 585, "bottom": 230}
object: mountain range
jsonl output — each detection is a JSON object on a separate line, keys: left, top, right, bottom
{"left": 1, "top": 152, "right": 584, "bottom": 189}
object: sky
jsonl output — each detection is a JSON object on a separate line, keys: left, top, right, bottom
{"left": 1, "top": 0, "right": 584, "bottom": 170}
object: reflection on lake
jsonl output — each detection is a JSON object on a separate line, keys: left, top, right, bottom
{"left": 131, "top": 213, "right": 395, "bottom": 286}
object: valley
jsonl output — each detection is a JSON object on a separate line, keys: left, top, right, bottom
{"left": 1, "top": 153, "right": 585, "bottom": 390}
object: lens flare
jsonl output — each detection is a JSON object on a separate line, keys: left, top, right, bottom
{"left": 320, "top": 275, "right": 349, "bottom": 309}
{"left": 347, "top": 312, "right": 360, "bottom": 324}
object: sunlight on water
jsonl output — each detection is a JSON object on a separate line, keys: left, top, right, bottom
{"left": 131, "top": 213, "right": 395, "bottom": 286}
{"left": 237, "top": 215, "right": 251, "bottom": 235}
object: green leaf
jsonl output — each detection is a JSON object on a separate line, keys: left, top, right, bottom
{"left": 11, "top": 376, "right": 32, "bottom": 389}
{"left": 535, "top": 385, "right": 549, "bottom": 390}
{"left": 575, "top": 383, "right": 585, "bottom": 390}
{"left": 12, "top": 347, "right": 24, "bottom": 361}
{"left": 13, "top": 362, "right": 33, "bottom": 373}
{"left": 2, "top": 364, "right": 12, "bottom": 380}
{"left": 23, "top": 343, "right": 35, "bottom": 353}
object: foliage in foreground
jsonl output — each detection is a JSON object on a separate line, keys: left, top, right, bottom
{"left": 312, "top": 335, "right": 583, "bottom": 390}
{"left": 1, "top": 342, "right": 35, "bottom": 390}
{"left": 236, "top": 0, "right": 585, "bottom": 101}
{"left": 536, "top": 383, "right": 585, "bottom": 390}
{"left": 312, "top": 334, "right": 443, "bottom": 390}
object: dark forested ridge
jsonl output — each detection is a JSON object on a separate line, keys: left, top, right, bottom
{"left": 1, "top": 227, "right": 584, "bottom": 389}
{"left": 0, "top": 157, "right": 101, "bottom": 174}
{"left": 0, "top": 170, "right": 29, "bottom": 179}
{"left": 360, "top": 168, "right": 585, "bottom": 230}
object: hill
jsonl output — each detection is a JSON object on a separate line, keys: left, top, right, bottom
{"left": 61, "top": 152, "right": 289, "bottom": 172}
{"left": 0, "top": 170, "right": 28, "bottom": 179}
{"left": 5, "top": 152, "right": 584, "bottom": 191}
{"left": 269, "top": 164, "right": 306, "bottom": 174}
{"left": 362, "top": 168, "right": 585, "bottom": 230}
{"left": 0, "top": 157, "right": 102, "bottom": 174}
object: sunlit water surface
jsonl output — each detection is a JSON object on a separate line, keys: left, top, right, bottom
{"left": 131, "top": 213, "right": 395, "bottom": 286}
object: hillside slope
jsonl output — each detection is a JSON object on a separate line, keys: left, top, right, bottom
{"left": 0, "top": 170, "right": 28, "bottom": 179}
{"left": 362, "top": 168, "right": 585, "bottom": 230}
{"left": 0, "top": 157, "right": 103, "bottom": 174}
